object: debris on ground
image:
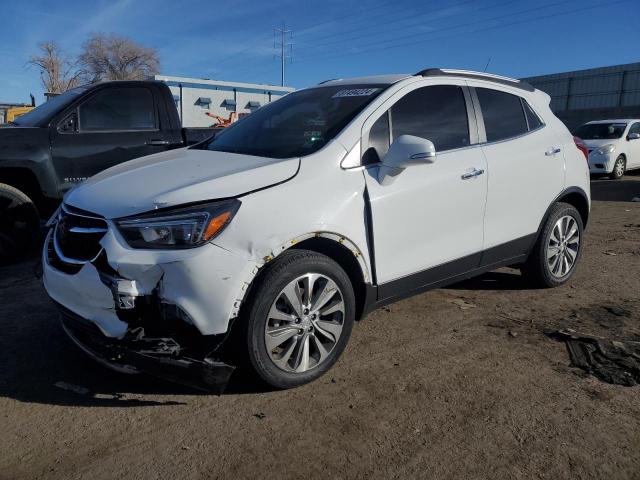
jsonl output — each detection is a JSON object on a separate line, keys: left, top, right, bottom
{"left": 549, "top": 330, "right": 640, "bottom": 386}
{"left": 450, "top": 299, "right": 476, "bottom": 310}
{"left": 253, "top": 412, "right": 266, "bottom": 420}
{"left": 603, "top": 251, "right": 617, "bottom": 256}
{"left": 54, "top": 381, "right": 90, "bottom": 395}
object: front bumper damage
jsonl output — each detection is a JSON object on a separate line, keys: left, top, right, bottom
{"left": 43, "top": 219, "right": 257, "bottom": 393}
{"left": 58, "top": 302, "right": 235, "bottom": 393}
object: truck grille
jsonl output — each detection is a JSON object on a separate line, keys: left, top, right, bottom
{"left": 49, "top": 205, "right": 108, "bottom": 272}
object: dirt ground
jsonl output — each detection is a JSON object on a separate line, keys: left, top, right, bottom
{"left": 1, "top": 174, "right": 639, "bottom": 480}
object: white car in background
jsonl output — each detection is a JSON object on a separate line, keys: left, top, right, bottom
{"left": 573, "top": 119, "right": 640, "bottom": 179}
{"left": 43, "top": 69, "right": 590, "bottom": 392}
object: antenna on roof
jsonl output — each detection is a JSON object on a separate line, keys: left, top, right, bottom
{"left": 483, "top": 58, "right": 491, "bottom": 72}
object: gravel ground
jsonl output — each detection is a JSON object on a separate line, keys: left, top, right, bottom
{"left": 1, "top": 174, "right": 639, "bottom": 480}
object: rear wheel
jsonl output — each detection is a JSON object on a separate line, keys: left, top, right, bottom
{"left": 243, "top": 250, "right": 355, "bottom": 389}
{"left": 0, "top": 183, "right": 40, "bottom": 265}
{"left": 609, "top": 155, "right": 626, "bottom": 180}
{"left": 521, "top": 202, "right": 583, "bottom": 288}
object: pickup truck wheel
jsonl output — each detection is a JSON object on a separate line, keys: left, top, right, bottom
{"left": 521, "top": 202, "right": 583, "bottom": 288}
{"left": 0, "top": 183, "right": 40, "bottom": 265}
{"left": 243, "top": 250, "right": 355, "bottom": 389}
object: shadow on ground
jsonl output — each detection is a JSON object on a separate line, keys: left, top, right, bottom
{"left": 591, "top": 170, "right": 640, "bottom": 202}
{"left": 0, "top": 261, "right": 272, "bottom": 409}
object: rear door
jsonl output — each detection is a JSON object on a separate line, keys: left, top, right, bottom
{"left": 471, "top": 85, "right": 564, "bottom": 255}
{"left": 50, "top": 85, "right": 173, "bottom": 184}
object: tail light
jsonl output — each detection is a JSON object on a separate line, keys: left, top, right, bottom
{"left": 574, "top": 136, "right": 589, "bottom": 162}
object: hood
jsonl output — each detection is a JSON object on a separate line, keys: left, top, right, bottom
{"left": 64, "top": 147, "right": 300, "bottom": 218}
{"left": 0, "top": 126, "right": 48, "bottom": 151}
{"left": 582, "top": 139, "right": 620, "bottom": 149}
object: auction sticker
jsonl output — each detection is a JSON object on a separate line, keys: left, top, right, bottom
{"left": 332, "top": 88, "right": 380, "bottom": 98}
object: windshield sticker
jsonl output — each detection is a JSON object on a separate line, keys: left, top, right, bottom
{"left": 332, "top": 88, "right": 380, "bottom": 98}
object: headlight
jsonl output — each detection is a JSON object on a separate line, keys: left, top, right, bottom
{"left": 596, "top": 144, "right": 616, "bottom": 155}
{"left": 116, "top": 199, "right": 240, "bottom": 249}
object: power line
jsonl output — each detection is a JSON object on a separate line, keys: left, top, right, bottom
{"left": 303, "top": 0, "right": 517, "bottom": 52}
{"left": 274, "top": 23, "right": 293, "bottom": 86}
{"left": 292, "top": 0, "right": 604, "bottom": 64}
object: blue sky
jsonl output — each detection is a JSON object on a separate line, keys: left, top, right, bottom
{"left": 1, "top": 0, "right": 638, "bottom": 104}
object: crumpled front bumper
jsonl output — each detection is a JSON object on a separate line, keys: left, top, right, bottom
{"left": 58, "top": 302, "right": 235, "bottom": 393}
{"left": 42, "top": 220, "right": 258, "bottom": 393}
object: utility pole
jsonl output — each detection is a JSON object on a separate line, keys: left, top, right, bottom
{"left": 274, "top": 23, "right": 292, "bottom": 86}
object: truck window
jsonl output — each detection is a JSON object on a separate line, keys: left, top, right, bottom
{"left": 79, "top": 87, "right": 156, "bottom": 131}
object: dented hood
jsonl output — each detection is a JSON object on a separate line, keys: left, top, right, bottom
{"left": 64, "top": 147, "right": 300, "bottom": 218}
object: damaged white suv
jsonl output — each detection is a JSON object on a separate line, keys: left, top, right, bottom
{"left": 43, "top": 69, "right": 590, "bottom": 392}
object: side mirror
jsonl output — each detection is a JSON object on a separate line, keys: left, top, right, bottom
{"left": 378, "top": 135, "right": 436, "bottom": 185}
{"left": 627, "top": 132, "right": 640, "bottom": 141}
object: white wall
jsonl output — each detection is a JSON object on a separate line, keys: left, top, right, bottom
{"left": 154, "top": 76, "right": 294, "bottom": 128}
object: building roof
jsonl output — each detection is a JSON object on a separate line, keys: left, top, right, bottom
{"left": 154, "top": 75, "right": 294, "bottom": 93}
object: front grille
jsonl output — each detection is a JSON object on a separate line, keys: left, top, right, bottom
{"left": 54, "top": 205, "right": 108, "bottom": 263}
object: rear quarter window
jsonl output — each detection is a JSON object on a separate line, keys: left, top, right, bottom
{"left": 477, "top": 88, "right": 528, "bottom": 142}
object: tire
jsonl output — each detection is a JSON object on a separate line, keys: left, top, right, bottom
{"left": 521, "top": 202, "right": 584, "bottom": 288}
{"left": 609, "top": 155, "right": 626, "bottom": 180}
{"left": 0, "top": 183, "right": 41, "bottom": 265}
{"left": 242, "top": 249, "right": 355, "bottom": 389}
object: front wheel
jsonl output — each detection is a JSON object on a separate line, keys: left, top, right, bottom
{"left": 243, "top": 250, "right": 355, "bottom": 389}
{"left": 609, "top": 155, "right": 626, "bottom": 180}
{"left": 0, "top": 183, "right": 40, "bottom": 265}
{"left": 521, "top": 202, "right": 584, "bottom": 288}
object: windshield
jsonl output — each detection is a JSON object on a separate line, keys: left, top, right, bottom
{"left": 13, "top": 86, "right": 89, "bottom": 127}
{"left": 573, "top": 122, "right": 627, "bottom": 140}
{"left": 196, "top": 85, "right": 386, "bottom": 158}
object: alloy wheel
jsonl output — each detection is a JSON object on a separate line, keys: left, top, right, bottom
{"left": 264, "top": 273, "right": 345, "bottom": 373}
{"left": 614, "top": 158, "right": 625, "bottom": 178}
{"left": 546, "top": 215, "right": 580, "bottom": 278}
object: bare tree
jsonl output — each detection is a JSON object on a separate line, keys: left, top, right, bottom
{"left": 79, "top": 33, "right": 160, "bottom": 82}
{"left": 28, "top": 42, "right": 83, "bottom": 94}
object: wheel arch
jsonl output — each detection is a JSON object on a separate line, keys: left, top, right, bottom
{"left": 242, "top": 232, "right": 372, "bottom": 322}
{"left": 534, "top": 187, "right": 590, "bottom": 249}
{"left": 556, "top": 187, "right": 590, "bottom": 228}
{"left": 0, "top": 167, "right": 42, "bottom": 203}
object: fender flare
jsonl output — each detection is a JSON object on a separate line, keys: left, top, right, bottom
{"left": 533, "top": 186, "right": 590, "bottom": 249}
{"left": 262, "top": 231, "right": 371, "bottom": 283}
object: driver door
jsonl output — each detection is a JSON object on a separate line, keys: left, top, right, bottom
{"left": 362, "top": 83, "right": 487, "bottom": 296}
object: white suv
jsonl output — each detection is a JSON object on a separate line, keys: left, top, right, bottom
{"left": 574, "top": 119, "right": 640, "bottom": 179}
{"left": 43, "top": 69, "right": 590, "bottom": 392}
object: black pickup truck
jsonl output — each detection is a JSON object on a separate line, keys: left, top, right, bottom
{"left": 0, "top": 80, "right": 216, "bottom": 263}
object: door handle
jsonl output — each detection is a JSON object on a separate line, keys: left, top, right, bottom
{"left": 545, "top": 147, "right": 562, "bottom": 156}
{"left": 146, "top": 139, "right": 170, "bottom": 146}
{"left": 461, "top": 168, "right": 485, "bottom": 180}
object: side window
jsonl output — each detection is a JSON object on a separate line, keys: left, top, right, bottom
{"left": 79, "top": 87, "right": 156, "bottom": 131}
{"left": 363, "top": 112, "right": 390, "bottom": 164}
{"left": 523, "top": 100, "right": 543, "bottom": 131}
{"left": 477, "top": 88, "right": 528, "bottom": 142}
{"left": 391, "top": 85, "right": 470, "bottom": 151}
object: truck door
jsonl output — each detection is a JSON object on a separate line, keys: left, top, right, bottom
{"left": 50, "top": 85, "right": 176, "bottom": 186}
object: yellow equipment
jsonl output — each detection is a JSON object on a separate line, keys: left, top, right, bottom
{"left": 6, "top": 106, "right": 34, "bottom": 122}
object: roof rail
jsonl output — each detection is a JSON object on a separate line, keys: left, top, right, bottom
{"left": 415, "top": 68, "right": 535, "bottom": 92}
{"left": 317, "top": 78, "right": 342, "bottom": 85}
